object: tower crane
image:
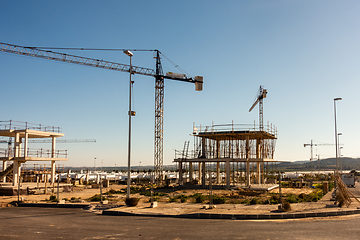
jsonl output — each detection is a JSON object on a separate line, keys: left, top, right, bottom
{"left": 249, "top": 85, "right": 267, "bottom": 131}
{"left": 0, "top": 42, "right": 203, "bottom": 183}
{"left": 304, "top": 140, "right": 343, "bottom": 171}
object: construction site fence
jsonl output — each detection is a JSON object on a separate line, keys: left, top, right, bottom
{"left": 0, "top": 120, "right": 62, "bottom": 133}
{"left": 0, "top": 147, "right": 68, "bottom": 158}
{"left": 194, "top": 122, "right": 277, "bottom": 136}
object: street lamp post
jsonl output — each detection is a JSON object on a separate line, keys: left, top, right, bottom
{"left": 124, "top": 50, "right": 134, "bottom": 199}
{"left": 338, "top": 133, "right": 342, "bottom": 173}
{"left": 334, "top": 98, "right": 342, "bottom": 172}
{"left": 94, "top": 157, "right": 96, "bottom": 172}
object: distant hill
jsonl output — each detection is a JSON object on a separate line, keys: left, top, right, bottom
{"left": 276, "top": 157, "right": 360, "bottom": 171}
{"left": 64, "top": 158, "right": 360, "bottom": 172}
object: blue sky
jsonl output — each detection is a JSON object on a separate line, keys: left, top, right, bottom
{"left": 1, "top": 1, "right": 360, "bottom": 167}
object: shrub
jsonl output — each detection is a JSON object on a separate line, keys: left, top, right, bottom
{"left": 130, "top": 187, "right": 141, "bottom": 194}
{"left": 88, "top": 194, "right": 106, "bottom": 202}
{"left": 269, "top": 194, "right": 279, "bottom": 204}
{"left": 250, "top": 198, "right": 259, "bottom": 205}
{"left": 49, "top": 195, "right": 57, "bottom": 202}
{"left": 241, "top": 199, "right": 250, "bottom": 204}
{"left": 192, "top": 193, "right": 206, "bottom": 203}
{"left": 125, "top": 197, "right": 139, "bottom": 206}
{"left": 106, "top": 189, "right": 122, "bottom": 195}
{"left": 283, "top": 202, "right": 291, "bottom": 211}
{"left": 169, "top": 197, "right": 177, "bottom": 203}
{"left": 212, "top": 196, "right": 226, "bottom": 204}
{"left": 306, "top": 191, "right": 324, "bottom": 202}
{"left": 71, "top": 197, "right": 76, "bottom": 200}
{"left": 298, "top": 193, "right": 306, "bottom": 199}
{"left": 179, "top": 195, "right": 188, "bottom": 203}
{"left": 286, "top": 194, "right": 298, "bottom": 203}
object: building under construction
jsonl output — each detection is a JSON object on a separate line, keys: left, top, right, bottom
{"left": 174, "top": 122, "right": 278, "bottom": 188}
{"left": 0, "top": 120, "right": 70, "bottom": 195}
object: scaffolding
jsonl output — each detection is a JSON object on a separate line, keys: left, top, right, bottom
{"left": 174, "top": 122, "right": 278, "bottom": 188}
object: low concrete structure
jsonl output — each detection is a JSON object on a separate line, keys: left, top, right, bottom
{"left": 0, "top": 120, "right": 68, "bottom": 194}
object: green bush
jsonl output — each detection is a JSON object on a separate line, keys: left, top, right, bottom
{"left": 130, "top": 187, "right": 141, "bottom": 194}
{"left": 306, "top": 191, "right": 323, "bottom": 202}
{"left": 169, "top": 197, "right": 177, "bottom": 203}
{"left": 71, "top": 197, "right": 76, "bottom": 200}
{"left": 212, "top": 196, "right": 226, "bottom": 204}
{"left": 106, "top": 189, "right": 122, "bottom": 195}
{"left": 250, "top": 198, "right": 259, "bottom": 205}
{"left": 241, "top": 199, "right": 250, "bottom": 204}
{"left": 286, "top": 194, "right": 298, "bottom": 203}
{"left": 88, "top": 194, "right": 106, "bottom": 202}
{"left": 192, "top": 193, "right": 206, "bottom": 203}
{"left": 179, "top": 195, "right": 188, "bottom": 203}
{"left": 49, "top": 195, "right": 57, "bottom": 202}
{"left": 269, "top": 194, "right": 279, "bottom": 204}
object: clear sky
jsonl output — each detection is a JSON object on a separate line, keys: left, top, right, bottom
{"left": 1, "top": 0, "right": 359, "bottom": 167}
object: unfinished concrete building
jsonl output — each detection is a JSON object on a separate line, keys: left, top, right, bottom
{"left": 174, "top": 122, "right": 277, "bottom": 188}
{"left": 0, "top": 120, "right": 68, "bottom": 195}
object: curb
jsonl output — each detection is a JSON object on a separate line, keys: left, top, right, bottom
{"left": 102, "top": 209, "right": 360, "bottom": 220}
{"left": 18, "top": 203, "right": 90, "bottom": 209}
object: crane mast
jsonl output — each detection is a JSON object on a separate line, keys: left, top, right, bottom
{"left": 154, "top": 50, "right": 164, "bottom": 184}
{"left": 0, "top": 42, "right": 203, "bottom": 184}
{"left": 249, "top": 86, "right": 267, "bottom": 131}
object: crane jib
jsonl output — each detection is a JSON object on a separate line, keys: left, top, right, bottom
{"left": 0, "top": 42, "right": 156, "bottom": 77}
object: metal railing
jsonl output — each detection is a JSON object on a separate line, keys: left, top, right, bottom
{"left": 0, "top": 147, "right": 68, "bottom": 158}
{"left": 0, "top": 120, "right": 62, "bottom": 133}
{"left": 193, "top": 122, "right": 277, "bottom": 136}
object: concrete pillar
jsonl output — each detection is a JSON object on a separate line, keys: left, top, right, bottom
{"left": 216, "top": 140, "right": 220, "bottom": 158}
{"left": 178, "top": 161, "right": 183, "bottom": 185}
{"left": 201, "top": 162, "right": 206, "bottom": 186}
{"left": 257, "top": 162, "right": 261, "bottom": 184}
{"left": 189, "top": 162, "right": 193, "bottom": 183}
{"left": 24, "top": 131, "right": 28, "bottom": 157}
{"left": 14, "top": 132, "right": 20, "bottom": 158}
{"left": 50, "top": 160, "right": 56, "bottom": 185}
{"left": 51, "top": 136, "right": 56, "bottom": 158}
{"left": 13, "top": 161, "right": 21, "bottom": 186}
{"left": 201, "top": 137, "right": 206, "bottom": 158}
{"left": 2, "top": 161, "right": 7, "bottom": 182}
{"left": 256, "top": 139, "right": 260, "bottom": 159}
{"left": 198, "top": 162, "right": 202, "bottom": 184}
{"left": 226, "top": 160, "right": 230, "bottom": 188}
{"left": 246, "top": 161, "right": 250, "bottom": 186}
{"left": 216, "top": 162, "right": 220, "bottom": 184}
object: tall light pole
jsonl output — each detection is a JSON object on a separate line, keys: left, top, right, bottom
{"left": 94, "top": 157, "right": 96, "bottom": 172}
{"left": 334, "top": 98, "right": 342, "bottom": 172}
{"left": 124, "top": 50, "right": 134, "bottom": 199}
{"left": 338, "top": 133, "right": 343, "bottom": 173}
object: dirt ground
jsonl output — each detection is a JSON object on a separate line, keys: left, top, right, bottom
{"left": 0, "top": 183, "right": 319, "bottom": 207}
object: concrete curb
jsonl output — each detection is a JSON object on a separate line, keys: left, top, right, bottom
{"left": 18, "top": 203, "right": 90, "bottom": 209}
{"left": 102, "top": 209, "right": 360, "bottom": 220}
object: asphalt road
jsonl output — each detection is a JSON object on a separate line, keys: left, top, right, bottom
{"left": 1, "top": 207, "right": 360, "bottom": 239}
{"left": 349, "top": 181, "right": 360, "bottom": 197}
